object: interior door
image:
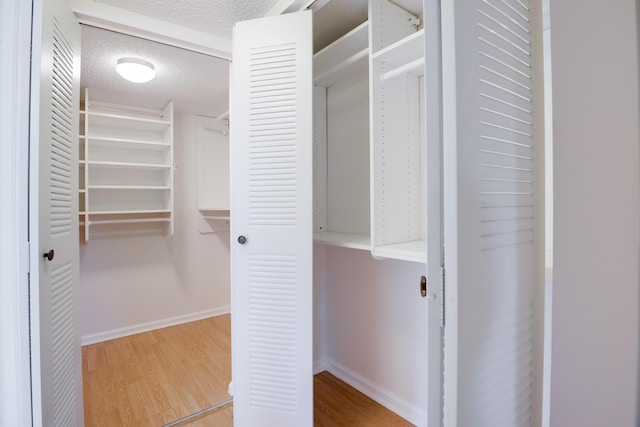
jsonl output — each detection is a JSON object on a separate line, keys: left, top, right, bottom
{"left": 29, "top": 0, "right": 83, "bottom": 425}
{"left": 440, "top": 0, "right": 543, "bottom": 425}
{"left": 230, "top": 10, "right": 314, "bottom": 427}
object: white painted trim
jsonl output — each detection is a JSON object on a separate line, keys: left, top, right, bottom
{"left": 324, "top": 360, "right": 427, "bottom": 427}
{"left": 69, "top": 0, "right": 232, "bottom": 60}
{"left": 81, "top": 306, "right": 230, "bottom": 346}
{"left": 0, "top": 0, "right": 35, "bottom": 425}
{"left": 313, "top": 358, "right": 329, "bottom": 375}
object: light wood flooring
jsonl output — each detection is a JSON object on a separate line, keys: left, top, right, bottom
{"left": 82, "top": 315, "right": 414, "bottom": 426}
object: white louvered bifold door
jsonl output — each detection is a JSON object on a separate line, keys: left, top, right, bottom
{"left": 441, "top": 0, "right": 543, "bottom": 426}
{"left": 230, "top": 10, "right": 314, "bottom": 427}
{"left": 29, "top": 0, "right": 82, "bottom": 425}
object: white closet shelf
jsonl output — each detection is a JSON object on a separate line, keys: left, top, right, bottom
{"left": 199, "top": 209, "right": 231, "bottom": 220}
{"left": 373, "top": 239, "right": 427, "bottom": 263}
{"left": 86, "top": 111, "right": 171, "bottom": 131}
{"left": 372, "top": 28, "right": 425, "bottom": 75}
{"left": 85, "top": 160, "right": 171, "bottom": 170}
{"left": 88, "top": 217, "right": 171, "bottom": 226}
{"left": 85, "top": 136, "right": 171, "bottom": 151}
{"left": 80, "top": 89, "right": 174, "bottom": 242}
{"left": 88, "top": 185, "right": 171, "bottom": 190}
{"left": 87, "top": 209, "right": 171, "bottom": 215}
{"left": 314, "top": 21, "right": 369, "bottom": 87}
{"left": 314, "top": 231, "right": 371, "bottom": 250}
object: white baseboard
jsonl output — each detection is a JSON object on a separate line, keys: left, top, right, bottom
{"left": 324, "top": 359, "right": 427, "bottom": 427}
{"left": 313, "top": 357, "right": 329, "bottom": 375}
{"left": 81, "top": 306, "right": 230, "bottom": 346}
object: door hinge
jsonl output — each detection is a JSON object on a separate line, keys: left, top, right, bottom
{"left": 440, "top": 265, "right": 445, "bottom": 328}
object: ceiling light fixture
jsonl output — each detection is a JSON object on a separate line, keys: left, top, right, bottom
{"left": 116, "top": 57, "right": 156, "bottom": 83}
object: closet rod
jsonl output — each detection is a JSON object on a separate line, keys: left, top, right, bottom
{"left": 211, "top": 110, "right": 229, "bottom": 123}
{"left": 203, "top": 110, "right": 230, "bottom": 134}
{"left": 314, "top": 48, "right": 368, "bottom": 83}
{"left": 379, "top": 57, "right": 424, "bottom": 81}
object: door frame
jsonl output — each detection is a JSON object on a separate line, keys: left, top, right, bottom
{"left": 0, "top": 0, "right": 35, "bottom": 425}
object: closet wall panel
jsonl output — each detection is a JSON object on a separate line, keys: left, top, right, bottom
{"left": 80, "top": 113, "right": 230, "bottom": 343}
{"left": 320, "top": 246, "right": 427, "bottom": 425}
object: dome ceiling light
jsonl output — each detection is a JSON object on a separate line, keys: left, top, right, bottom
{"left": 116, "top": 57, "right": 156, "bottom": 83}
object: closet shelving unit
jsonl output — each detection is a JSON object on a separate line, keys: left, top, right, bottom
{"left": 313, "top": 21, "right": 371, "bottom": 251}
{"left": 79, "top": 89, "right": 174, "bottom": 242}
{"left": 370, "top": 0, "right": 426, "bottom": 263}
{"left": 313, "top": 0, "right": 427, "bottom": 263}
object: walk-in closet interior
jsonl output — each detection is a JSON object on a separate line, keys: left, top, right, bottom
{"left": 78, "top": 22, "right": 235, "bottom": 425}
{"left": 75, "top": 0, "right": 544, "bottom": 424}
{"left": 78, "top": 0, "right": 429, "bottom": 424}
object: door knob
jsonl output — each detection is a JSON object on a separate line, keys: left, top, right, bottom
{"left": 237, "top": 235, "right": 247, "bottom": 245}
{"left": 43, "top": 249, "right": 55, "bottom": 261}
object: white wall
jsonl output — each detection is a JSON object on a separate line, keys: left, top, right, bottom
{"left": 316, "top": 246, "right": 427, "bottom": 425}
{"left": 0, "top": 0, "right": 35, "bottom": 425}
{"left": 549, "top": 1, "right": 640, "bottom": 425}
{"left": 80, "top": 112, "right": 231, "bottom": 343}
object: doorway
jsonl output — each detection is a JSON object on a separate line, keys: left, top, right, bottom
{"left": 78, "top": 25, "right": 233, "bottom": 425}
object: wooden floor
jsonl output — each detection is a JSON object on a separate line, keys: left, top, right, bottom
{"left": 82, "top": 315, "right": 413, "bottom": 426}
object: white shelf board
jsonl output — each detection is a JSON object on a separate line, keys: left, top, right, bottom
{"left": 88, "top": 185, "right": 171, "bottom": 190}
{"left": 87, "top": 209, "right": 171, "bottom": 215}
{"left": 88, "top": 218, "right": 171, "bottom": 226}
{"left": 199, "top": 209, "right": 230, "bottom": 220}
{"left": 86, "top": 160, "right": 171, "bottom": 170}
{"left": 373, "top": 239, "right": 427, "bottom": 263}
{"left": 86, "top": 136, "right": 170, "bottom": 151}
{"left": 314, "top": 21, "right": 369, "bottom": 87}
{"left": 313, "top": 231, "right": 371, "bottom": 250}
{"left": 372, "top": 28, "right": 424, "bottom": 73}
{"left": 87, "top": 111, "right": 171, "bottom": 131}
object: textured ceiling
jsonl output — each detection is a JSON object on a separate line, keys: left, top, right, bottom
{"left": 81, "top": 25, "right": 230, "bottom": 117}
{"left": 80, "top": 0, "right": 369, "bottom": 118}
{"left": 95, "top": 0, "right": 282, "bottom": 39}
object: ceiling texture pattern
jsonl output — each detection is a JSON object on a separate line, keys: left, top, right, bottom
{"left": 77, "top": 0, "right": 367, "bottom": 118}
{"left": 94, "top": 0, "right": 281, "bottom": 39}
{"left": 81, "top": 25, "right": 230, "bottom": 117}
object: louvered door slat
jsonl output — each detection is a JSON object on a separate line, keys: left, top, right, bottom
{"left": 231, "top": 11, "right": 313, "bottom": 427}
{"left": 442, "top": 0, "right": 543, "bottom": 425}
{"left": 31, "top": 0, "right": 82, "bottom": 425}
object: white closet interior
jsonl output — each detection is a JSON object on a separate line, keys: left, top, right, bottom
{"left": 79, "top": 88, "right": 174, "bottom": 241}
{"left": 311, "top": 0, "right": 429, "bottom": 422}
{"left": 313, "top": 0, "right": 427, "bottom": 264}
{"left": 77, "top": 0, "right": 543, "bottom": 424}
{"left": 313, "top": 21, "right": 370, "bottom": 250}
